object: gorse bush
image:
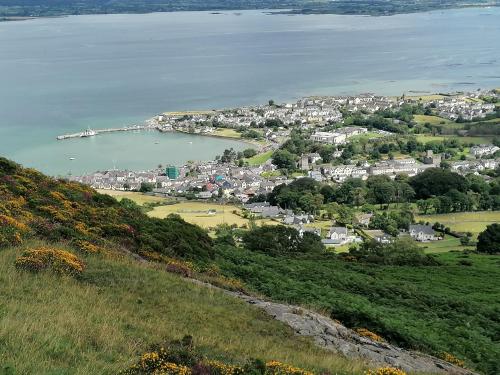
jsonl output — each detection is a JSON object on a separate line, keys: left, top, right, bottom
{"left": 122, "top": 336, "right": 316, "bottom": 375}
{"left": 15, "top": 246, "right": 85, "bottom": 276}
{"left": 364, "top": 368, "right": 407, "bottom": 375}
{"left": 0, "top": 157, "right": 213, "bottom": 262}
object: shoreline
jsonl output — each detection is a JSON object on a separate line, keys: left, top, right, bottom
{"left": 1, "top": 4, "right": 499, "bottom": 22}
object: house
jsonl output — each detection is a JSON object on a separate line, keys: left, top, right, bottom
{"left": 282, "top": 214, "right": 314, "bottom": 225}
{"left": 365, "top": 230, "right": 393, "bottom": 244}
{"left": 293, "top": 225, "right": 321, "bottom": 238}
{"left": 310, "top": 131, "right": 347, "bottom": 145}
{"left": 409, "top": 224, "right": 438, "bottom": 242}
{"left": 327, "top": 227, "right": 349, "bottom": 241}
{"left": 470, "top": 144, "right": 500, "bottom": 158}
{"left": 196, "top": 191, "right": 214, "bottom": 199}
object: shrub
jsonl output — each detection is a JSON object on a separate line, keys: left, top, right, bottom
{"left": 123, "top": 337, "right": 314, "bottom": 375}
{"left": 15, "top": 247, "right": 85, "bottom": 276}
{"left": 355, "top": 328, "right": 385, "bottom": 342}
{"left": 365, "top": 367, "right": 407, "bottom": 375}
{"left": 477, "top": 223, "right": 500, "bottom": 254}
{"left": 441, "top": 352, "right": 465, "bottom": 368}
{"left": 74, "top": 239, "right": 102, "bottom": 254}
{"left": 0, "top": 214, "right": 29, "bottom": 247}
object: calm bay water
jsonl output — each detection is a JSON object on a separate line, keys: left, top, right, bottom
{"left": 0, "top": 8, "right": 499, "bottom": 175}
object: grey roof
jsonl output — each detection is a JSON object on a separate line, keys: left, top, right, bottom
{"left": 328, "top": 226, "right": 348, "bottom": 235}
{"left": 409, "top": 224, "right": 435, "bottom": 235}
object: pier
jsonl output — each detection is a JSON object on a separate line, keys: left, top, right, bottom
{"left": 56, "top": 124, "right": 158, "bottom": 140}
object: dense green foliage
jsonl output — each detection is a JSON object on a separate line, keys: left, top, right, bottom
{"left": 477, "top": 223, "right": 500, "bottom": 254}
{"left": 216, "top": 245, "right": 500, "bottom": 374}
{"left": 409, "top": 168, "right": 469, "bottom": 199}
{"left": 242, "top": 225, "right": 324, "bottom": 255}
{"left": 0, "top": 157, "right": 213, "bottom": 261}
{"left": 346, "top": 237, "right": 439, "bottom": 266}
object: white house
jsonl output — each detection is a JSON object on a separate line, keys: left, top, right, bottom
{"left": 409, "top": 224, "right": 438, "bottom": 242}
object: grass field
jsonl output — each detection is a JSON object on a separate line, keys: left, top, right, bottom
{"left": 245, "top": 150, "right": 273, "bottom": 166}
{"left": 0, "top": 244, "right": 361, "bottom": 375}
{"left": 414, "top": 134, "right": 494, "bottom": 144}
{"left": 147, "top": 201, "right": 275, "bottom": 228}
{"left": 417, "top": 236, "right": 474, "bottom": 253}
{"left": 405, "top": 94, "right": 446, "bottom": 101}
{"left": 415, "top": 211, "right": 500, "bottom": 237}
{"left": 413, "top": 114, "right": 454, "bottom": 126}
{"left": 97, "top": 190, "right": 169, "bottom": 205}
{"left": 212, "top": 128, "right": 243, "bottom": 139}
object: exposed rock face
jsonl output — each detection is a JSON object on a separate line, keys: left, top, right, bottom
{"left": 229, "top": 292, "right": 476, "bottom": 375}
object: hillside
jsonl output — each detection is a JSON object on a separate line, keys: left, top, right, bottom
{"left": 1, "top": 156, "right": 498, "bottom": 374}
{"left": 0, "top": 243, "right": 362, "bottom": 374}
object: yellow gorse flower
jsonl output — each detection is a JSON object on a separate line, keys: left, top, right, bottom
{"left": 365, "top": 367, "right": 407, "bottom": 375}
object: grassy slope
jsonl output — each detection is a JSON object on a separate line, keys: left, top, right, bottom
{"left": 216, "top": 247, "right": 500, "bottom": 374}
{"left": 0, "top": 244, "right": 362, "bottom": 375}
{"left": 245, "top": 150, "right": 273, "bottom": 166}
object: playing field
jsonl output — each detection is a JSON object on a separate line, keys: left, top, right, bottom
{"left": 147, "top": 201, "right": 276, "bottom": 228}
{"left": 97, "top": 190, "right": 168, "bottom": 205}
{"left": 415, "top": 211, "right": 500, "bottom": 236}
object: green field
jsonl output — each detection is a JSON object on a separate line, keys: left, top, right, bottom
{"left": 0, "top": 244, "right": 361, "bottom": 375}
{"left": 414, "top": 134, "right": 494, "bottom": 144}
{"left": 147, "top": 201, "right": 276, "bottom": 228}
{"left": 415, "top": 211, "right": 500, "bottom": 237}
{"left": 413, "top": 114, "right": 454, "bottom": 126}
{"left": 212, "top": 128, "right": 243, "bottom": 139}
{"left": 97, "top": 190, "right": 169, "bottom": 205}
{"left": 417, "top": 236, "right": 473, "bottom": 253}
{"left": 245, "top": 150, "right": 273, "bottom": 166}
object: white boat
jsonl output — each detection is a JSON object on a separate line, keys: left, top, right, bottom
{"left": 69, "top": 157, "right": 75, "bottom": 160}
{"left": 80, "top": 128, "right": 96, "bottom": 137}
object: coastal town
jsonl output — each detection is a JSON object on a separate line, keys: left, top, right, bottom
{"left": 69, "top": 89, "right": 500, "bottom": 245}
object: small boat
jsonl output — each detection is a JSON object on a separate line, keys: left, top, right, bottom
{"left": 188, "top": 141, "right": 193, "bottom": 144}
{"left": 154, "top": 141, "right": 159, "bottom": 144}
{"left": 69, "top": 157, "right": 75, "bottom": 160}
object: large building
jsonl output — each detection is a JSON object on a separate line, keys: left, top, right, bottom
{"left": 165, "top": 165, "right": 180, "bottom": 180}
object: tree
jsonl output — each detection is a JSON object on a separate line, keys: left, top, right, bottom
{"left": 477, "top": 223, "right": 500, "bottom": 254}
{"left": 139, "top": 182, "right": 154, "bottom": 193}
{"left": 409, "top": 168, "right": 469, "bottom": 199}
{"left": 242, "top": 148, "right": 257, "bottom": 158}
{"left": 242, "top": 225, "right": 324, "bottom": 255}
{"left": 272, "top": 150, "right": 297, "bottom": 171}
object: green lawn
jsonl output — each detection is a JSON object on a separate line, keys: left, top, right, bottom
{"left": 0, "top": 244, "right": 361, "bottom": 375}
{"left": 245, "top": 150, "right": 273, "bottom": 166}
{"left": 417, "top": 236, "right": 473, "bottom": 253}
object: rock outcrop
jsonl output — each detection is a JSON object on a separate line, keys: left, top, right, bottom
{"left": 229, "top": 292, "right": 476, "bottom": 375}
